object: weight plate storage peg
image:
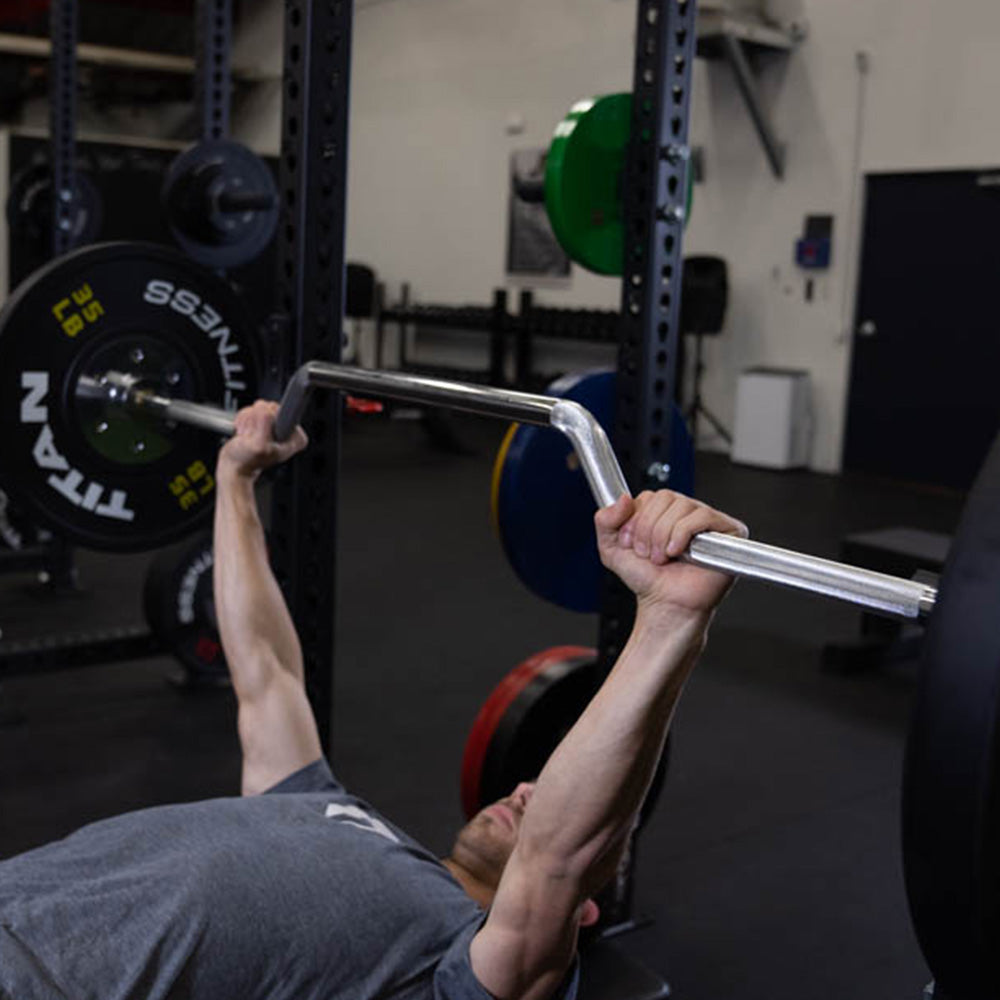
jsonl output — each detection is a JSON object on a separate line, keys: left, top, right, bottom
{"left": 143, "top": 530, "right": 229, "bottom": 689}
{"left": 162, "top": 140, "right": 279, "bottom": 270}
{"left": 0, "top": 241, "right": 263, "bottom": 551}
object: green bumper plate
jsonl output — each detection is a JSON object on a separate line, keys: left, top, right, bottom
{"left": 545, "top": 94, "right": 632, "bottom": 276}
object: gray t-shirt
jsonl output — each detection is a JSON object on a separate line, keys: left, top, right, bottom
{"left": 0, "top": 759, "right": 580, "bottom": 1000}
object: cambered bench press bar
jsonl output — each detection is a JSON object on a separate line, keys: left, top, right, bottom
{"left": 82, "top": 364, "right": 938, "bottom": 623}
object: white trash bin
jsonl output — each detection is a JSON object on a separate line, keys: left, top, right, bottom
{"left": 731, "top": 367, "right": 813, "bottom": 469}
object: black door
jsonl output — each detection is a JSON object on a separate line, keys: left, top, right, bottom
{"left": 843, "top": 170, "right": 1000, "bottom": 490}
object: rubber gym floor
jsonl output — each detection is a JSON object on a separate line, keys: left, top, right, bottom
{"left": 0, "top": 413, "right": 964, "bottom": 1000}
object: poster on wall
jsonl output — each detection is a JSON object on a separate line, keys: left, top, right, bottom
{"left": 506, "top": 149, "right": 571, "bottom": 283}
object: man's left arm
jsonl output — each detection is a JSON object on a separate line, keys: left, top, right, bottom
{"left": 470, "top": 491, "right": 746, "bottom": 1000}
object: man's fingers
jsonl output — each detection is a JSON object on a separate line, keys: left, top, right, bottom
{"left": 631, "top": 492, "right": 690, "bottom": 559}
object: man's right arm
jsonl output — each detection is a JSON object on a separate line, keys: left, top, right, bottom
{"left": 213, "top": 401, "right": 319, "bottom": 796}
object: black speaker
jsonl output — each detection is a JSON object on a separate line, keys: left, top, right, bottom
{"left": 345, "top": 263, "right": 376, "bottom": 318}
{"left": 680, "top": 256, "right": 727, "bottom": 335}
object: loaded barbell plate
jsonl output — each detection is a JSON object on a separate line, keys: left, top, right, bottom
{"left": 143, "top": 530, "right": 229, "bottom": 689}
{"left": 461, "top": 646, "right": 668, "bottom": 829}
{"left": 0, "top": 241, "right": 263, "bottom": 552}
{"left": 492, "top": 369, "right": 694, "bottom": 614}
{"left": 902, "top": 431, "right": 1000, "bottom": 999}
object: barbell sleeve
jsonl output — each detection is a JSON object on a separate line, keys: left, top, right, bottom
{"left": 683, "top": 533, "right": 937, "bottom": 621}
{"left": 86, "top": 365, "right": 938, "bottom": 621}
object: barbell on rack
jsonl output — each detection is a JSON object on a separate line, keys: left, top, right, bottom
{"left": 80, "top": 361, "right": 938, "bottom": 622}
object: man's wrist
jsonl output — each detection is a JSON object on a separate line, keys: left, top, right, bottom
{"left": 216, "top": 459, "right": 260, "bottom": 490}
{"left": 633, "top": 600, "right": 712, "bottom": 644}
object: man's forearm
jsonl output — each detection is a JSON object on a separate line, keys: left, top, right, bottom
{"left": 213, "top": 469, "right": 305, "bottom": 698}
{"left": 519, "top": 607, "right": 709, "bottom": 889}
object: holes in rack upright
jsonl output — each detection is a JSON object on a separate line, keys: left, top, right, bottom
{"left": 667, "top": 175, "right": 679, "bottom": 196}
{"left": 653, "top": 379, "right": 665, "bottom": 397}
{"left": 643, "top": 67, "right": 655, "bottom": 86}
{"left": 676, "top": 29, "right": 687, "bottom": 46}
{"left": 291, "top": 6, "right": 301, "bottom": 26}
{"left": 671, "top": 116, "right": 681, "bottom": 136}
{"left": 664, "top": 234, "right": 675, "bottom": 253}
{"left": 656, "top": 350, "right": 667, "bottom": 366}
{"left": 659, "top": 292, "right": 671, "bottom": 309}
{"left": 672, "top": 85, "right": 684, "bottom": 105}
{"left": 290, "top": 43, "right": 301, "bottom": 64}
{"left": 646, "top": 4, "right": 658, "bottom": 24}
{"left": 651, "top": 408, "right": 663, "bottom": 427}
{"left": 675, "top": 55, "right": 686, "bottom": 74}
{"left": 658, "top": 321, "right": 669, "bottom": 341}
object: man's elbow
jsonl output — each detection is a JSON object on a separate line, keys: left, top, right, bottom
{"left": 516, "top": 825, "right": 629, "bottom": 897}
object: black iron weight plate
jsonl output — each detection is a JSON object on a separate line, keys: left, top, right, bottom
{"left": 163, "top": 140, "right": 278, "bottom": 270}
{"left": 0, "top": 241, "right": 262, "bottom": 551}
{"left": 144, "top": 529, "right": 229, "bottom": 687}
{"left": 467, "top": 649, "right": 667, "bottom": 830}
{"left": 902, "top": 431, "right": 1000, "bottom": 1000}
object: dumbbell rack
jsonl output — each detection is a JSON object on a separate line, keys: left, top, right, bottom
{"left": 376, "top": 284, "right": 620, "bottom": 392}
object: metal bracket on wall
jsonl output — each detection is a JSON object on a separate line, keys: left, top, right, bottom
{"left": 697, "top": 8, "right": 803, "bottom": 179}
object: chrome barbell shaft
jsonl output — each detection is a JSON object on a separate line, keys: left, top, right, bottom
{"left": 87, "top": 365, "right": 938, "bottom": 621}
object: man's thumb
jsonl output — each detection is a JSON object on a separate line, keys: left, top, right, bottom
{"left": 594, "top": 494, "right": 634, "bottom": 537}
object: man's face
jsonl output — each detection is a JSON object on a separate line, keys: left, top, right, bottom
{"left": 450, "top": 782, "right": 535, "bottom": 887}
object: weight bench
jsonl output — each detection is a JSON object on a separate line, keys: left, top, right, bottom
{"left": 578, "top": 941, "right": 671, "bottom": 1000}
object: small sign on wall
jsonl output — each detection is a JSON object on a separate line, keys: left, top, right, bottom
{"left": 505, "top": 149, "right": 571, "bottom": 283}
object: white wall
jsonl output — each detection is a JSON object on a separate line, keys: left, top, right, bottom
{"left": 303, "top": 0, "right": 1000, "bottom": 472}
{"left": 13, "top": 0, "right": 996, "bottom": 471}
{"left": 686, "top": 0, "right": 1000, "bottom": 469}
